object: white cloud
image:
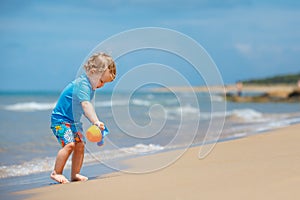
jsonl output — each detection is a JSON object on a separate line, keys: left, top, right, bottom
{"left": 234, "top": 43, "right": 289, "bottom": 59}
{"left": 234, "top": 43, "right": 253, "bottom": 57}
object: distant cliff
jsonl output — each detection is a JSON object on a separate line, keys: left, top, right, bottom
{"left": 226, "top": 91, "right": 300, "bottom": 103}
{"left": 226, "top": 73, "right": 300, "bottom": 103}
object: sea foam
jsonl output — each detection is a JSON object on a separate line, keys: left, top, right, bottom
{"left": 3, "top": 102, "right": 56, "bottom": 112}
{"left": 0, "top": 143, "right": 164, "bottom": 178}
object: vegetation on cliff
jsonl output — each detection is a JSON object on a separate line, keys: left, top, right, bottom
{"left": 242, "top": 73, "right": 300, "bottom": 85}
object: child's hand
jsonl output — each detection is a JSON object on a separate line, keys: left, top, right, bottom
{"left": 94, "top": 121, "right": 105, "bottom": 130}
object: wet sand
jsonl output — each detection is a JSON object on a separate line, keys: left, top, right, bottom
{"left": 20, "top": 123, "right": 300, "bottom": 200}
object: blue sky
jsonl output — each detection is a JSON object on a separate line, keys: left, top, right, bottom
{"left": 0, "top": 0, "right": 299, "bottom": 91}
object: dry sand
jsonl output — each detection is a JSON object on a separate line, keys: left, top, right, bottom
{"left": 20, "top": 124, "right": 300, "bottom": 200}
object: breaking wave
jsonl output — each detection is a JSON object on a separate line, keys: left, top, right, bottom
{"left": 0, "top": 143, "right": 164, "bottom": 178}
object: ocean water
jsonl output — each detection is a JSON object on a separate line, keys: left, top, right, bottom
{"left": 0, "top": 90, "right": 300, "bottom": 197}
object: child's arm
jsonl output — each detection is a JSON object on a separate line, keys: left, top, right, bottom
{"left": 81, "top": 101, "right": 105, "bottom": 130}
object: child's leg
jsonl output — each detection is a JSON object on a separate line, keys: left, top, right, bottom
{"left": 71, "top": 141, "right": 88, "bottom": 182}
{"left": 51, "top": 142, "right": 75, "bottom": 183}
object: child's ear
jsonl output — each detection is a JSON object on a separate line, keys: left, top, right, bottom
{"left": 89, "top": 68, "right": 96, "bottom": 74}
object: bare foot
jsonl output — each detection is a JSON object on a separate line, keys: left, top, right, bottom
{"left": 50, "top": 171, "right": 69, "bottom": 184}
{"left": 71, "top": 174, "right": 88, "bottom": 182}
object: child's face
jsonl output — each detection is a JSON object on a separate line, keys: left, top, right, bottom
{"left": 96, "top": 69, "right": 113, "bottom": 89}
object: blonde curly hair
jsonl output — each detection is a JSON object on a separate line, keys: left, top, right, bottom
{"left": 83, "top": 52, "right": 116, "bottom": 80}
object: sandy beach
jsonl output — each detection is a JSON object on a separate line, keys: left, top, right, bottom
{"left": 19, "top": 123, "right": 300, "bottom": 200}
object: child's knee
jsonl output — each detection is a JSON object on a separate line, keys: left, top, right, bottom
{"left": 64, "top": 142, "right": 76, "bottom": 152}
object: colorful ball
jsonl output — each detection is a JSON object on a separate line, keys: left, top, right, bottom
{"left": 86, "top": 125, "right": 102, "bottom": 142}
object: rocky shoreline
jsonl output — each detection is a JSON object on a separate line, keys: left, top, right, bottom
{"left": 226, "top": 88, "right": 300, "bottom": 103}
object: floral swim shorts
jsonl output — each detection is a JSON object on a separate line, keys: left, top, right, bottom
{"left": 51, "top": 122, "right": 86, "bottom": 147}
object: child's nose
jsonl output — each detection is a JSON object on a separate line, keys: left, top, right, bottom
{"left": 98, "top": 82, "right": 105, "bottom": 88}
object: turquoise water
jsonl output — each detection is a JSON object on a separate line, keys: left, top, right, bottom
{"left": 0, "top": 91, "right": 299, "bottom": 198}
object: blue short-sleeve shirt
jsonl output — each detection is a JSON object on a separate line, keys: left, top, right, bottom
{"left": 51, "top": 74, "right": 95, "bottom": 127}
